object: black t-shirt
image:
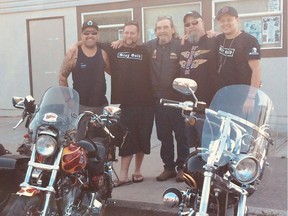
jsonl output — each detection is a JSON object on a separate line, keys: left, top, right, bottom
{"left": 179, "top": 35, "right": 218, "bottom": 105}
{"left": 103, "top": 44, "right": 153, "bottom": 106}
{"left": 217, "top": 31, "right": 261, "bottom": 88}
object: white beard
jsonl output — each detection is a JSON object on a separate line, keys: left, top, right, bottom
{"left": 187, "top": 32, "right": 201, "bottom": 44}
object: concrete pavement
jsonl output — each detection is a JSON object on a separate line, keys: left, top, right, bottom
{"left": 1, "top": 116, "right": 287, "bottom": 215}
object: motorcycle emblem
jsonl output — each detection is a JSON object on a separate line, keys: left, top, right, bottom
{"left": 43, "top": 112, "right": 58, "bottom": 123}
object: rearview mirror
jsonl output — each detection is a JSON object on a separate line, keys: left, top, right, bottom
{"left": 12, "top": 97, "right": 25, "bottom": 109}
{"left": 172, "top": 78, "right": 197, "bottom": 95}
{"left": 103, "top": 106, "right": 121, "bottom": 119}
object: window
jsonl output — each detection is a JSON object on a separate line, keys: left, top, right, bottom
{"left": 81, "top": 9, "right": 133, "bottom": 43}
{"left": 142, "top": 2, "right": 201, "bottom": 42}
{"left": 213, "top": 0, "right": 283, "bottom": 49}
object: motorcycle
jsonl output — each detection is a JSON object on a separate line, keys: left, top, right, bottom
{"left": 0, "top": 95, "right": 36, "bottom": 214}
{"left": 162, "top": 78, "right": 274, "bottom": 216}
{"left": 7, "top": 86, "right": 123, "bottom": 216}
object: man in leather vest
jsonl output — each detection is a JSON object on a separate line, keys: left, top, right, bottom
{"left": 145, "top": 16, "right": 189, "bottom": 182}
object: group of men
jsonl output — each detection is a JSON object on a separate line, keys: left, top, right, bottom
{"left": 59, "top": 6, "right": 262, "bottom": 186}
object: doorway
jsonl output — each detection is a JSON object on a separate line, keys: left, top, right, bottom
{"left": 27, "top": 17, "right": 65, "bottom": 102}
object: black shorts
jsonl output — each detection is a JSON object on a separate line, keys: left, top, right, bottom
{"left": 118, "top": 105, "right": 154, "bottom": 157}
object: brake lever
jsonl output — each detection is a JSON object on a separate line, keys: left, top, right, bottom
{"left": 13, "top": 111, "right": 27, "bottom": 129}
{"left": 90, "top": 114, "right": 115, "bottom": 139}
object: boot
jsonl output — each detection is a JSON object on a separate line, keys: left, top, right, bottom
{"left": 156, "top": 169, "right": 177, "bottom": 181}
{"left": 176, "top": 169, "right": 184, "bottom": 182}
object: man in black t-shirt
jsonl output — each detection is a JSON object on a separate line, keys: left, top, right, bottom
{"left": 179, "top": 11, "right": 219, "bottom": 149}
{"left": 180, "top": 11, "right": 218, "bottom": 106}
{"left": 216, "top": 6, "right": 262, "bottom": 114}
{"left": 103, "top": 21, "right": 154, "bottom": 186}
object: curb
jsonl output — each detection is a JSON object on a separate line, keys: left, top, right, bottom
{"left": 104, "top": 199, "right": 177, "bottom": 216}
{"left": 104, "top": 199, "right": 288, "bottom": 216}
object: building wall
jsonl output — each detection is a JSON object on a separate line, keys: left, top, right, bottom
{"left": 0, "top": 0, "right": 287, "bottom": 134}
{"left": 261, "top": 57, "right": 287, "bottom": 130}
{"left": 0, "top": 7, "right": 78, "bottom": 116}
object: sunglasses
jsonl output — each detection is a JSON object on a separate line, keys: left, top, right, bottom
{"left": 184, "top": 20, "right": 199, "bottom": 27}
{"left": 82, "top": 31, "right": 98, "bottom": 36}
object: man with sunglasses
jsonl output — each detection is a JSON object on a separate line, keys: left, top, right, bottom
{"left": 180, "top": 11, "right": 218, "bottom": 106}
{"left": 59, "top": 20, "right": 111, "bottom": 114}
{"left": 179, "top": 11, "right": 218, "bottom": 151}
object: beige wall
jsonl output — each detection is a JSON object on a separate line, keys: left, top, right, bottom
{"left": 261, "top": 57, "right": 287, "bottom": 129}
{"left": 0, "top": 0, "right": 287, "bottom": 136}
{"left": 0, "top": 7, "right": 77, "bottom": 115}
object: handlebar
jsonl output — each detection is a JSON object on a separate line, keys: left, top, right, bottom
{"left": 82, "top": 111, "right": 116, "bottom": 139}
{"left": 160, "top": 99, "right": 194, "bottom": 111}
{"left": 160, "top": 98, "right": 181, "bottom": 105}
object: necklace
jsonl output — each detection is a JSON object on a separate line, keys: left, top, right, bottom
{"left": 217, "top": 37, "right": 236, "bottom": 74}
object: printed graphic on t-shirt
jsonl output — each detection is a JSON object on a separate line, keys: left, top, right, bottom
{"left": 80, "top": 63, "right": 87, "bottom": 69}
{"left": 249, "top": 47, "right": 260, "bottom": 56}
{"left": 182, "top": 46, "right": 198, "bottom": 75}
{"left": 219, "top": 45, "right": 235, "bottom": 57}
{"left": 117, "top": 52, "right": 143, "bottom": 60}
{"left": 170, "top": 52, "right": 178, "bottom": 60}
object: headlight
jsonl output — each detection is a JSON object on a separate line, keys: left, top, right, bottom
{"left": 229, "top": 155, "right": 260, "bottom": 184}
{"left": 36, "top": 135, "right": 57, "bottom": 156}
{"left": 163, "top": 188, "right": 182, "bottom": 207}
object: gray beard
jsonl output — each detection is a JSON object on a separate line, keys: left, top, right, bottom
{"left": 187, "top": 33, "right": 200, "bottom": 44}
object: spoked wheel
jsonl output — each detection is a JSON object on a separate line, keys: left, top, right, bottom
{"left": 7, "top": 196, "right": 41, "bottom": 216}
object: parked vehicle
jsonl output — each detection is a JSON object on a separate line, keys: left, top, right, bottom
{"left": 7, "top": 86, "right": 122, "bottom": 216}
{"left": 0, "top": 95, "right": 36, "bottom": 214}
{"left": 162, "top": 78, "right": 274, "bottom": 216}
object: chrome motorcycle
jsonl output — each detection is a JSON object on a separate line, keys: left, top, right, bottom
{"left": 162, "top": 78, "right": 274, "bottom": 216}
{"left": 8, "top": 86, "right": 121, "bottom": 216}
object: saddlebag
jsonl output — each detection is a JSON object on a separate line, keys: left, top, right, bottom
{"left": 0, "top": 154, "right": 29, "bottom": 192}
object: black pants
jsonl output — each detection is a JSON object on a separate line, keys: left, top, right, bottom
{"left": 154, "top": 102, "right": 189, "bottom": 171}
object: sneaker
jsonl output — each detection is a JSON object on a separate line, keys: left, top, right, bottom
{"left": 156, "top": 169, "right": 177, "bottom": 181}
{"left": 176, "top": 169, "right": 184, "bottom": 182}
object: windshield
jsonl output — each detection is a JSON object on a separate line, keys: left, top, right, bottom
{"left": 29, "top": 86, "right": 79, "bottom": 139}
{"left": 201, "top": 85, "right": 274, "bottom": 165}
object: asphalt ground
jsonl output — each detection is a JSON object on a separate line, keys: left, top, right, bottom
{"left": 0, "top": 116, "right": 287, "bottom": 215}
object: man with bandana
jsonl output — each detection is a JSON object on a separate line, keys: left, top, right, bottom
{"left": 180, "top": 11, "right": 218, "bottom": 106}
{"left": 179, "top": 11, "right": 218, "bottom": 148}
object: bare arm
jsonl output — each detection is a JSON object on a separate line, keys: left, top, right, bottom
{"left": 102, "top": 49, "right": 111, "bottom": 75}
{"left": 59, "top": 47, "right": 77, "bottom": 86}
{"left": 242, "top": 59, "right": 262, "bottom": 114}
{"left": 111, "top": 40, "right": 124, "bottom": 49}
{"left": 248, "top": 59, "right": 262, "bottom": 89}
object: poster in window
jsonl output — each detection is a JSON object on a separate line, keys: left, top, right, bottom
{"left": 147, "top": 28, "right": 156, "bottom": 41}
{"left": 118, "top": 29, "right": 123, "bottom": 40}
{"left": 262, "top": 16, "right": 280, "bottom": 44}
{"left": 244, "top": 20, "right": 262, "bottom": 44}
{"left": 268, "top": 0, "right": 280, "bottom": 11}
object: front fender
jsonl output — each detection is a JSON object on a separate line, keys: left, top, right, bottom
{"left": 0, "top": 154, "right": 29, "bottom": 192}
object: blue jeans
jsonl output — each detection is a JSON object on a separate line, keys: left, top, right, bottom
{"left": 154, "top": 102, "right": 189, "bottom": 171}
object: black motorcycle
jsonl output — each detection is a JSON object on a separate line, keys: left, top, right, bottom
{"left": 7, "top": 86, "right": 124, "bottom": 216}
{"left": 162, "top": 78, "right": 274, "bottom": 216}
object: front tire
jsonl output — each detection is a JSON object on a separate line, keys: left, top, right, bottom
{"left": 7, "top": 196, "right": 41, "bottom": 216}
{"left": 0, "top": 191, "right": 10, "bottom": 213}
